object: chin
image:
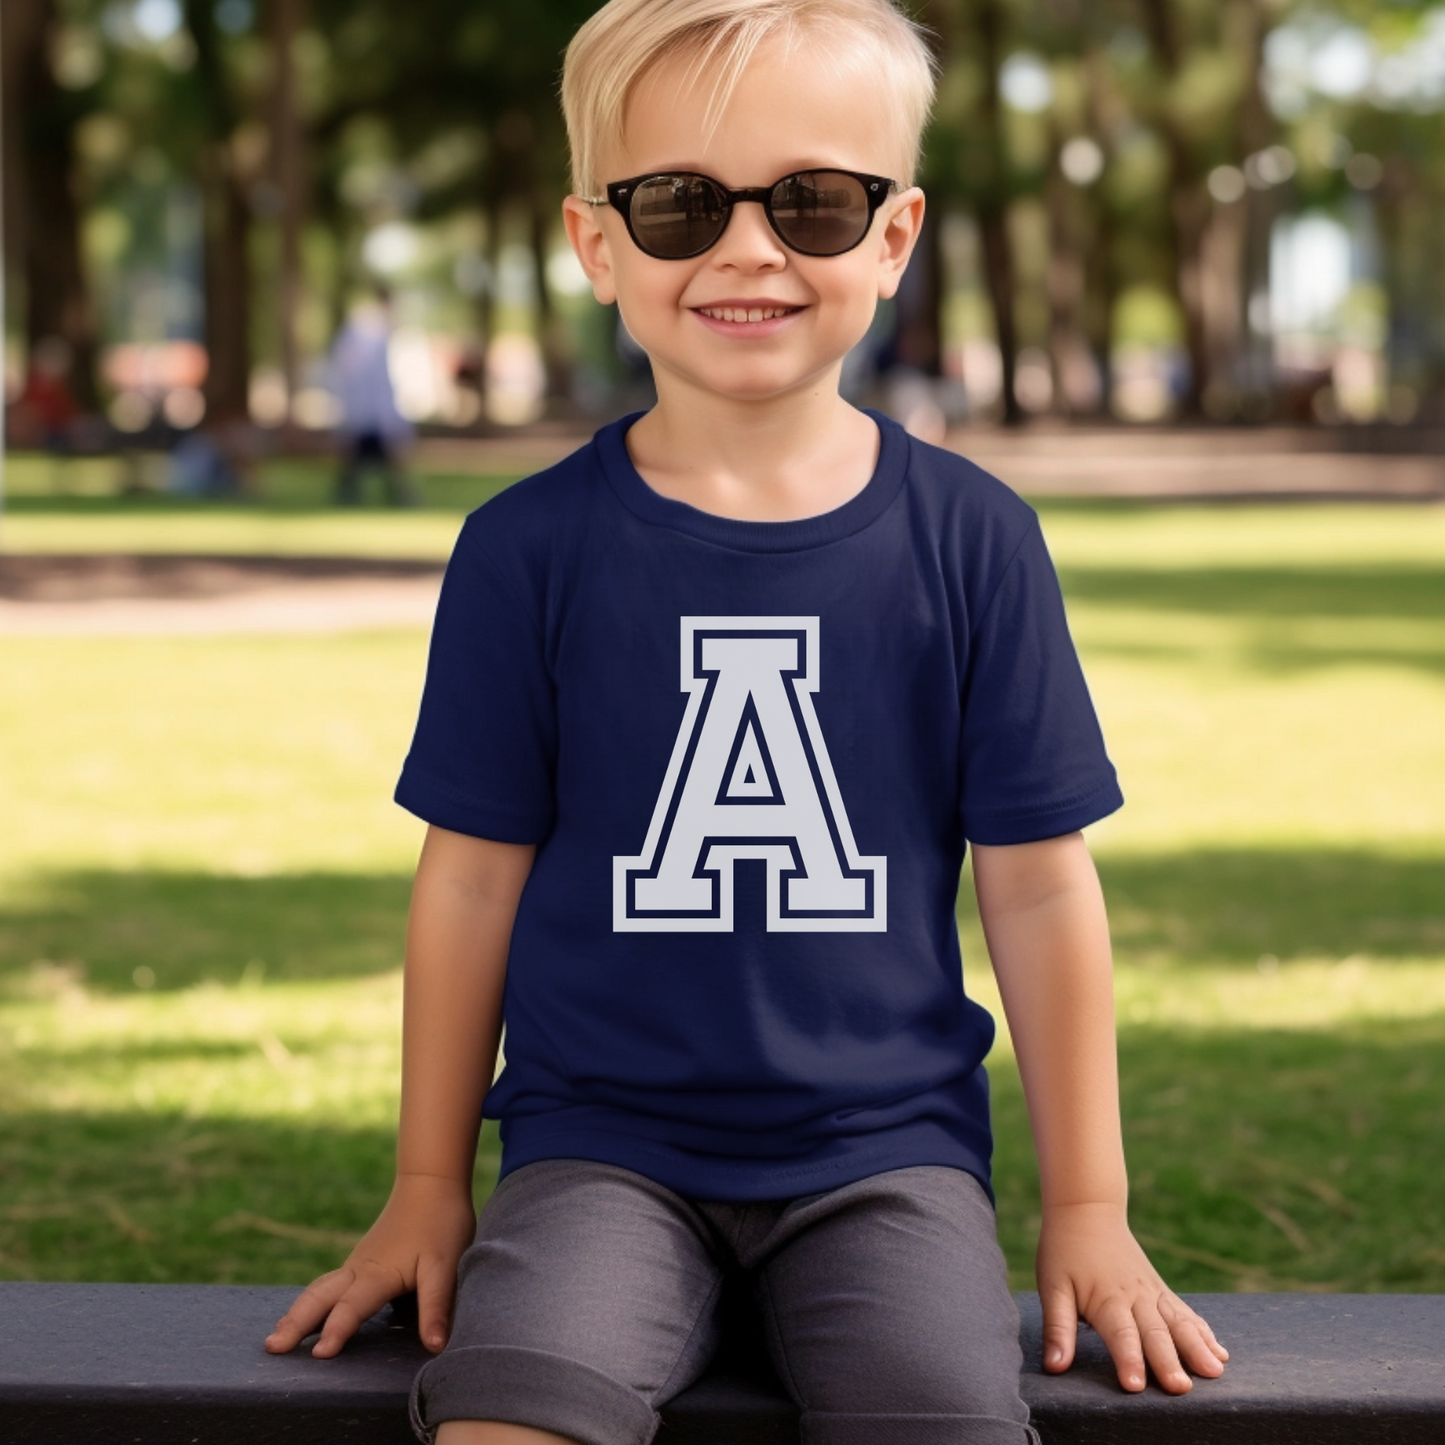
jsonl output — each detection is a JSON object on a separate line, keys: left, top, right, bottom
{"left": 700, "top": 362, "right": 843, "bottom": 402}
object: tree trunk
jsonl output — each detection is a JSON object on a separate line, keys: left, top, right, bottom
{"left": 893, "top": 212, "right": 945, "bottom": 376}
{"left": 185, "top": 0, "right": 252, "bottom": 423}
{"left": 1235, "top": 0, "right": 1276, "bottom": 415}
{"left": 1045, "top": 124, "right": 1094, "bottom": 415}
{"left": 1079, "top": 39, "right": 1123, "bottom": 415}
{"left": 1140, "top": 0, "right": 1209, "bottom": 417}
{"left": 1376, "top": 187, "right": 1414, "bottom": 411}
{"left": 970, "top": 0, "right": 1022, "bottom": 423}
{"left": 198, "top": 149, "right": 253, "bottom": 423}
{"left": 2, "top": 0, "right": 100, "bottom": 408}
{"left": 530, "top": 173, "right": 571, "bottom": 403}
{"left": 270, "top": 0, "right": 307, "bottom": 414}
{"left": 463, "top": 180, "right": 506, "bottom": 415}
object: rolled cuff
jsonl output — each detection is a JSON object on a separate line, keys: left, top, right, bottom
{"left": 410, "top": 1344, "right": 658, "bottom": 1445}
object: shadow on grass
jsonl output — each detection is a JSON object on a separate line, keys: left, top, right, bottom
{"left": 4, "top": 848, "right": 1442, "bottom": 998}
{"left": 0, "top": 1111, "right": 501, "bottom": 1284}
{"left": 1057, "top": 562, "right": 1445, "bottom": 676}
{"left": 1094, "top": 848, "right": 1445, "bottom": 966}
{"left": 0, "top": 870, "right": 413, "bottom": 993}
{"left": 989, "top": 1015, "right": 1445, "bottom": 1294}
{"left": 1057, "top": 562, "right": 1445, "bottom": 622}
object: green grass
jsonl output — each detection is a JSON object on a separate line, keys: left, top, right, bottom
{"left": 1, "top": 480, "right": 1443, "bottom": 1293}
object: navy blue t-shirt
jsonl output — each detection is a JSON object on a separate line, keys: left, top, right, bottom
{"left": 396, "top": 411, "right": 1121, "bottom": 1201}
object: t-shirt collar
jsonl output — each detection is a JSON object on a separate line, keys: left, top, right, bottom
{"left": 596, "top": 409, "right": 909, "bottom": 554}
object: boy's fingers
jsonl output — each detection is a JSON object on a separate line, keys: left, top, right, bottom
{"left": 1161, "top": 1300, "right": 1226, "bottom": 1378}
{"left": 265, "top": 1272, "right": 352, "bottom": 1352}
{"left": 1136, "top": 1301, "right": 1192, "bottom": 1394}
{"left": 311, "top": 1296, "right": 369, "bottom": 1358}
{"left": 1189, "top": 1309, "right": 1229, "bottom": 1361}
{"left": 416, "top": 1256, "right": 456, "bottom": 1354}
{"left": 312, "top": 1265, "right": 405, "bottom": 1359}
{"left": 1038, "top": 1284, "right": 1078, "bottom": 1372}
{"left": 1090, "top": 1298, "right": 1146, "bottom": 1392}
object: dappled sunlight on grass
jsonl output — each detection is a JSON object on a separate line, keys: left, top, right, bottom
{"left": 1, "top": 971, "right": 405, "bottom": 1126}
{"left": 989, "top": 1017, "right": 1445, "bottom": 1296}
{"left": 1083, "top": 656, "right": 1445, "bottom": 849}
{"left": 0, "top": 965, "right": 503, "bottom": 1282}
{"left": 0, "top": 634, "right": 429, "bottom": 873}
{"left": 0, "top": 1107, "right": 503, "bottom": 1284}
{"left": 958, "top": 863, "right": 1445, "bottom": 1294}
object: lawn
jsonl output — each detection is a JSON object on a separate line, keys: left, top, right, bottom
{"left": 2, "top": 462, "right": 1443, "bottom": 1294}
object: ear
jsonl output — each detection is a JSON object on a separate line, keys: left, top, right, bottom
{"left": 562, "top": 195, "right": 618, "bottom": 306}
{"left": 874, "top": 186, "right": 926, "bottom": 301}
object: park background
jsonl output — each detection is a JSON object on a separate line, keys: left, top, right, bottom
{"left": 1, "top": 0, "right": 1442, "bottom": 1299}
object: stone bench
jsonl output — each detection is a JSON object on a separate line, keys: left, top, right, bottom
{"left": 1, "top": 1283, "right": 1441, "bottom": 1443}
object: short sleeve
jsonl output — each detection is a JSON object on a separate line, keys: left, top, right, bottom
{"left": 394, "top": 529, "right": 556, "bottom": 843}
{"left": 959, "top": 519, "right": 1122, "bottom": 845}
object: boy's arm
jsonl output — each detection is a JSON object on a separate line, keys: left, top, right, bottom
{"left": 971, "top": 832, "right": 1228, "bottom": 1394}
{"left": 266, "top": 824, "right": 534, "bottom": 1358}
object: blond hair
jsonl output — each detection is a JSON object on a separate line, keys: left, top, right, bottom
{"left": 561, "top": 0, "right": 937, "bottom": 199}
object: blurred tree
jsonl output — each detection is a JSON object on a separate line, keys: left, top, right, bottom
{"left": 1231, "top": 0, "right": 1279, "bottom": 416}
{"left": 180, "top": 0, "right": 255, "bottom": 424}
{"left": 1037, "top": 0, "right": 1108, "bottom": 416}
{"left": 1359, "top": 5, "right": 1445, "bottom": 417}
{"left": 2, "top": 0, "right": 102, "bottom": 408}
{"left": 269, "top": 0, "right": 308, "bottom": 410}
{"left": 1078, "top": 27, "right": 1129, "bottom": 411}
{"left": 929, "top": 0, "right": 1026, "bottom": 422}
{"left": 9, "top": 0, "right": 1445, "bottom": 435}
{"left": 1137, "top": 0, "right": 1211, "bottom": 416}
{"left": 299, "top": 0, "right": 594, "bottom": 400}
{"left": 968, "top": 0, "right": 1025, "bottom": 422}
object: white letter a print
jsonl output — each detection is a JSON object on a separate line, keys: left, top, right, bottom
{"left": 614, "top": 618, "right": 886, "bottom": 932}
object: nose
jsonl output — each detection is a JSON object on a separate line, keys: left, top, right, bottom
{"left": 710, "top": 199, "right": 787, "bottom": 269}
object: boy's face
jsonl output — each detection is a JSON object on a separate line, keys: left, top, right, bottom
{"left": 564, "top": 40, "right": 925, "bottom": 409}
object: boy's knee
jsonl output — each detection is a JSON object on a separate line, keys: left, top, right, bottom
{"left": 800, "top": 1414, "right": 1036, "bottom": 1445}
{"left": 436, "top": 1425, "right": 581, "bottom": 1445}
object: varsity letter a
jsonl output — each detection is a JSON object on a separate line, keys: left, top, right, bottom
{"left": 613, "top": 617, "right": 887, "bottom": 932}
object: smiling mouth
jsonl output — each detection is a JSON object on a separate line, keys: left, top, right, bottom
{"left": 695, "top": 305, "right": 804, "bottom": 323}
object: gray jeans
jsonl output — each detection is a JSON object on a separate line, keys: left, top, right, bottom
{"left": 411, "top": 1160, "right": 1037, "bottom": 1445}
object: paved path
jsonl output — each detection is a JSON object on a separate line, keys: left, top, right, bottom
{"left": 418, "top": 426, "right": 1445, "bottom": 501}
{"left": 3, "top": 431, "right": 1441, "bottom": 637}
{"left": 951, "top": 431, "right": 1445, "bottom": 499}
{"left": 0, "top": 555, "right": 443, "bottom": 637}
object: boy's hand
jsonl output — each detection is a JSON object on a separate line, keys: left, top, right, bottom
{"left": 264, "top": 1172, "right": 477, "bottom": 1359}
{"left": 1036, "top": 1202, "right": 1229, "bottom": 1394}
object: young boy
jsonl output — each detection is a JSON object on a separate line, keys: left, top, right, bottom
{"left": 266, "top": 2, "right": 1228, "bottom": 1440}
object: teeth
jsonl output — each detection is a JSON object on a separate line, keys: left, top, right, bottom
{"left": 700, "top": 306, "right": 795, "bottom": 322}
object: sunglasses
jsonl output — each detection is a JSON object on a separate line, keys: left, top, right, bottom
{"left": 589, "top": 169, "right": 897, "bottom": 260}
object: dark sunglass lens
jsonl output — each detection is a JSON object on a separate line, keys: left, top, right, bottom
{"left": 629, "top": 175, "right": 728, "bottom": 258}
{"left": 770, "top": 171, "right": 872, "bottom": 255}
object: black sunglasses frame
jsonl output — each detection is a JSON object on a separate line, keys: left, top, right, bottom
{"left": 590, "top": 169, "right": 898, "bottom": 260}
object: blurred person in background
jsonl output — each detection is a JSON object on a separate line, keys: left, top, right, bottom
{"left": 329, "top": 285, "right": 420, "bottom": 506}
{"left": 10, "top": 336, "right": 80, "bottom": 452}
